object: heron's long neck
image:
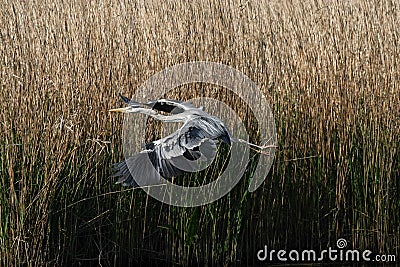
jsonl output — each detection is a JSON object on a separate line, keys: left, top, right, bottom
{"left": 132, "top": 108, "right": 185, "bottom": 122}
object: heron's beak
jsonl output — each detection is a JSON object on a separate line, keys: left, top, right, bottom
{"left": 109, "top": 107, "right": 131, "bottom": 113}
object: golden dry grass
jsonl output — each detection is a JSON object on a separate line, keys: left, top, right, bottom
{"left": 0, "top": 0, "right": 399, "bottom": 265}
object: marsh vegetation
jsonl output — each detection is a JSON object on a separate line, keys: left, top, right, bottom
{"left": 0, "top": 0, "right": 399, "bottom": 265}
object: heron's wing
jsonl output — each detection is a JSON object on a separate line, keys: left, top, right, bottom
{"left": 156, "top": 117, "right": 231, "bottom": 162}
{"left": 180, "top": 117, "right": 232, "bottom": 147}
{"left": 112, "top": 150, "right": 185, "bottom": 187}
{"left": 113, "top": 140, "right": 217, "bottom": 187}
{"left": 120, "top": 95, "right": 200, "bottom": 114}
{"left": 113, "top": 118, "right": 226, "bottom": 187}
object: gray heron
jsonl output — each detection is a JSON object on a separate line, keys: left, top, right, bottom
{"left": 110, "top": 95, "right": 273, "bottom": 187}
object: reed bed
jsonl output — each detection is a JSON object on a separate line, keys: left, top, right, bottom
{"left": 0, "top": 0, "right": 399, "bottom": 265}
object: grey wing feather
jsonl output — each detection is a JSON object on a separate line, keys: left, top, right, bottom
{"left": 180, "top": 117, "right": 231, "bottom": 148}
{"left": 113, "top": 149, "right": 185, "bottom": 187}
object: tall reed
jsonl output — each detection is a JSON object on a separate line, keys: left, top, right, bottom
{"left": 0, "top": 0, "right": 399, "bottom": 265}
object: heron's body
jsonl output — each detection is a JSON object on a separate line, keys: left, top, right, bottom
{"left": 111, "top": 96, "right": 233, "bottom": 187}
